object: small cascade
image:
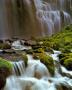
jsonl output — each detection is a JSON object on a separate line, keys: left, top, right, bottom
{"left": 4, "top": 51, "right": 72, "bottom": 90}
{"left": 12, "top": 61, "right": 25, "bottom": 76}
{"left": 51, "top": 50, "right": 62, "bottom": 77}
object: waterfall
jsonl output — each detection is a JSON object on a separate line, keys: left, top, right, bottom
{"left": 12, "top": 61, "right": 25, "bottom": 76}
{"left": 4, "top": 52, "right": 72, "bottom": 90}
{"left": 34, "top": 0, "right": 72, "bottom": 36}
{"left": 0, "top": 0, "right": 72, "bottom": 39}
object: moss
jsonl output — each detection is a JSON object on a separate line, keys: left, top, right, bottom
{"left": 0, "top": 57, "right": 12, "bottom": 71}
{"left": 25, "top": 49, "right": 33, "bottom": 54}
{"left": 21, "top": 53, "right": 28, "bottom": 67}
{"left": 33, "top": 53, "right": 55, "bottom": 75}
{"left": 59, "top": 53, "right": 72, "bottom": 70}
{"left": 36, "top": 24, "right": 72, "bottom": 52}
{"left": 33, "top": 53, "right": 39, "bottom": 60}
{"left": 0, "top": 57, "right": 13, "bottom": 77}
{"left": 64, "top": 58, "right": 72, "bottom": 70}
{"left": 0, "top": 43, "right": 11, "bottom": 49}
{"left": 44, "top": 47, "right": 54, "bottom": 54}
{"left": 33, "top": 48, "right": 44, "bottom": 53}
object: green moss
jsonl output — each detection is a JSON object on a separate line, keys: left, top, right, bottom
{"left": 59, "top": 52, "right": 72, "bottom": 70}
{"left": 33, "top": 48, "right": 44, "bottom": 53}
{"left": 33, "top": 53, "right": 55, "bottom": 75}
{"left": 21, "top": 53, "right": 28, "bottom": 67}
{"left": 35, "top": 24, "right": 72, "bottom": 71}
{"left": 0, "top": 57, "right": 13, "bottom": 77}
{"left": 36, "top": 24, "right": 72, "bottom": 52}
{"left": 0, "top": 57, "right": 12, "bottom": 71}
{"left": 0, "top": 43, "right": 11, "bottom": 49}
{"left": 25, "top": 49, "right": 33, "bottom": 54}
{"left": 33, "top": 53, "right": 39, "bottom": 60}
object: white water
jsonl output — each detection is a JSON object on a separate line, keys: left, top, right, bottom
{"left": 0, "top": 0, "right": 72, "bottom": 39}
{"left": 4, "top": 49, "right": 72, "bottom": 90}
{"left": 34, "top": 0, "right": 72, "bottom": 36}
{"left": 12, "top": 40, "right": 31, "bottom": 50}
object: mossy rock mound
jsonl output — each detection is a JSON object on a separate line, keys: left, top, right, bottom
{"left": 58, "top": 53, "right": 72, "bottom": 70}
{"left": 0, "top": 57, "right": 13, "bottom": 89}
{"left": 33, "top": 48, "right": 44, "bottom": 53}
{"left": 0, "top": 57, "right": 13, "bottom": 77}
{"left": 0, "top": 74, "right": 6, "bottom": 90}
{"left": 0, "top": 43, "right": 11, "bottom": 49}
{"left": 20, "top": 53, "right": 28, "bottom": 67}
{"left": 25, "top": 49, "right": 33, "bottom": 54}
{"left": 33, "top": 53, "right": 55, "bottom": 75}
{"left": 36, "top": 24, "right": 72, "bottom": 52}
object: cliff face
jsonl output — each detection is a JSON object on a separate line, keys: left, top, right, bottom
{"left": 0, "top": 0, "right": 72, "bottom": 39}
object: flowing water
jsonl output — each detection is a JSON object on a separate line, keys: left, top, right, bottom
{"left": 4, "top": 50, "right": 72, "bottom": 90}
{"left": 0, "top": 0, "right": 72, "bottom": 39}
{"left": 0, "top": 0, "right": 72, "bottom": 89}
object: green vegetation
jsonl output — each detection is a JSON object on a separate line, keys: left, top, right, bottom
{"left": 36, "top": 24, "right": 72, "bottom": 52}
{"left": 0, "top": 43, "right": 11, "bottom": 49}
{"left": 0, "top": 57, "right": 13, "bottom": 77}
{"left": 58, "top": 53, "right": 72, "bottom": 70}
{"left": 33, "top": 52, "right": 55, "bottom": 75}
{"left": 21, "top": 53, "right": 28, "bottom": 67}
{"left": 0, "top": 57, "right": 12, "bottom": 71}
{"left": 35, "top": 24, "right": 72, "bottom": 70}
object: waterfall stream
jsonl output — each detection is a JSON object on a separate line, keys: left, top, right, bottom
{"left": 0, "top": 0, "right": 72, "bottom": 39}
{"left": 4, "top": 50, "right": 72, "bottom": 90}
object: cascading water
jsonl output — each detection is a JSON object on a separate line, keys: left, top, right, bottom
{"left": 4, "top": 51, "right": 72, "bottom": 90}
{"left": 0, "top": 0, "right": 72, "bottom": 39}
{"left": 34, "top": 0, "right": 72, "bottom": 36}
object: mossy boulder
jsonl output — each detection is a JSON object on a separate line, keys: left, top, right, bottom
{"left": 33, "top": 53, "right": 55, "bottom": 75}
{"left": 64, "top": 58, "right": 72, "bottom": 70}
{"left": 0, "top": 43, "right": 11, "bottom": 49}
{"left": 25, "top": 49, "right": 33, "bottom": 54}
{"left": 33, "top": 48, "right": 44, "bottom": 53}
{"left": 44, "top": 47, "right": 54, "bottom": 54}
{"left": 33, "top": 53, "right": 40, "bottom": 60}
{"left": 0, "top": 74, "right": 6, "bottom": 90}
{"left": 0, "top": 58, "right": 13, "bottom": 89}
{"left": 0, "top": 57, "right": 13, "bottom": 77}
{"left": 36, "top": 24, "right": 72, "bottom": 52}
{"left": 21, "top": 53, "right": 28, "bottom": 67}
{"left": 58, "top": 53, "right": 72, "bottom": 70}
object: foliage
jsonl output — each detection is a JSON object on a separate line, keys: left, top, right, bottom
{"left": 0, "top": 57, "right": 12, "bottom": 71}
{"left": 36, "top": 24, "right": 72, "bottom": 52}
{"left": 21, "top": 53, "right": 28, "bottom": 67}
{"left": 58, "top": 52, "right": 72, "bottom": 70}
{"left": 0, "top": 43, "right": 11, "bottom": 49}
{"left": 36, "top": 24, "right": 72, "bottom": 70}
{"left": 33, "top": 52, "right": 55, "bottom": 75}
{"left": 0, "top": 57, "right": 13, "bottom": 77}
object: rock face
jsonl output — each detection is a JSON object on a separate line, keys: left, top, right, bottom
{"left": 0, "top": 74, "right": 6, "bottom": 90}
{"left": 0, "top": 67, "right": 11, "bottom": 90}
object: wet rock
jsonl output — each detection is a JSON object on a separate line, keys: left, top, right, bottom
{"left": 24, "top": 40, "right": 37, "bottom": 46}
{"left": 0, "top": 67, "right": 11, "bottom": 78}
{"left": 3, "top": 49, "right": 15, "bottom": 54}
{"left": 25, "top": 49, "right": 33, "bottom": 54}
{"left": 33, "top": 53, "right": 55, "bottom": 76}
{"left": 55, "top": 82, "right": 72, "bottom": 90}
{"left": 0, "top": 43, "right": 11, "bottom": 50}
{"left": 5, "top": 39, "right": 13, "bottom": 45}
{"left": 44, "top": 47, "right": 54, "bottom": 54}
{"left": 0, "top": 74, "right": 6, "bottom": 90}
{"left": 58, "top": 53, "right": 72, "bottom": 71}
{"left": 62, "top": 72, "right": 72, "bottom": 79}
{"left": 0, "top": 40, "right": 3, "bottom": 44}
